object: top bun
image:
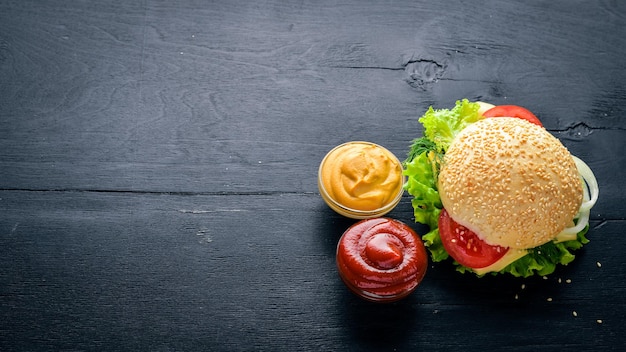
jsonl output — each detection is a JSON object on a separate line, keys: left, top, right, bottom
{"left": 438, "top": 117, "right": 583, "bottom": 249}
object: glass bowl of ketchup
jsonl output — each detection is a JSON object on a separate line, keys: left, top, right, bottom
{"left": 336, "top": 218, "right": 428, "bottom": 302}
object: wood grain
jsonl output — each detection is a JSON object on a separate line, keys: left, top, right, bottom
{"left": 1, "top": 0, "right": 625, "bottom": 351}
{"left": 1, "top": 191, "right": 623, "bottom": 350}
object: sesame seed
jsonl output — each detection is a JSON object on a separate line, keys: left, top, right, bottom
{"left": 566, "top": 279, "right": 572, "bottom": 284}
{"left": 521, "top": 284, "right": 526, "bottom": 290}
{"left": 573, "top": 311, "right": 578, "bottom": 317}
{"left": 597, "top": 319, "right": 603, "bottom": 324}
{"left": 547, "top": 298, "right": 553, "bottom": 302}
{"left": 596, "top": 261, "right": 602, "bottom": 268}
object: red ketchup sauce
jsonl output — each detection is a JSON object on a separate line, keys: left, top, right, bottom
{"left": 336, "top": 218, "right": 428, "bottom": 302}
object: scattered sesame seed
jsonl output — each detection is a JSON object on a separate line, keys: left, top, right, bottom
{"left": 547, "top": 298, "right": 553, "bottom": 302}
{"left": 572, "top": 311, "right": 578, "bottom": 317}
{"left": 558, "top": 278, "right": 562, "bottom": 284}
{"left": 521, "top": 284, "right": 526, "bottom": 290}
{"left": 566, "top": 279, "right": 572, "bottom": 284}
{"left": 542, "top": 276, "right": 548, "bottom": 280}
{"left": 515, "top": 294, "right": 519, "bottom": 300}
{"left": 597, "top": 319, "right": 603, "bottom": 324}
{"left": 596, "top": 261, "right": 602, "bottom": 268}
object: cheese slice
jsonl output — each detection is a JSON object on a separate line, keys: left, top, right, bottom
{"left": 472, "top": 248, "right": 528, "bottom": 276}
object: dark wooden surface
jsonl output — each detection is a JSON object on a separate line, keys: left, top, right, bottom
{"left": 1, "top": 1, "right": 625, "bottom": 351}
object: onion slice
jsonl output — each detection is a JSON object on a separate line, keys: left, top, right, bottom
{"left": 574, "top": 156, "right": 599, "bottom": 212}
{"left": 554, "top": 156, "right": 599, "bottom": 243}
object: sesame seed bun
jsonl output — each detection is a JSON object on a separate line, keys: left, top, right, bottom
{"left": 437, "top": 117, "right": 583, "bottom": 249}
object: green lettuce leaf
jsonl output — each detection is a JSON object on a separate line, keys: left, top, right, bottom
{"left": 420, "top": 98, "right": 483, "bottom": 153}
{"left": 403, "top": 151, "right": 442, "bottom": 229}
{"left": 495, "top": 226, "right": 590, "bottom": 278}
{"left": 422, "top": 228, "right": 449, "bottom": 262}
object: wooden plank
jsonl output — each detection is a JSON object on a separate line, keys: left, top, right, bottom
{"left": 1, "top": 0, "right": 624, "bottom": 193}
{"left": 0, "top": 190, "right": 623, "bottom": 350}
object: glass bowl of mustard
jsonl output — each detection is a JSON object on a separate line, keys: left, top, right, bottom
{"left": 318, "top": 141, "right": 405, "bottom": 219}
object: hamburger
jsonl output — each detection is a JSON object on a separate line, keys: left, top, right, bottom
{"left": 404, "top": 99, "right": 598, "bottom": 277}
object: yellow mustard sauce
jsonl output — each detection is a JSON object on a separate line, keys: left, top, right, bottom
{"left": 320, "top": 142, "right": 403, "bottom": 212}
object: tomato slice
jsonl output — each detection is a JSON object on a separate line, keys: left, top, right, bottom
{"left": 483, "top": 105, "right": 542, "bottom": 127}
{"left": 438, "top": 209, "right": 509, "bottom": 269}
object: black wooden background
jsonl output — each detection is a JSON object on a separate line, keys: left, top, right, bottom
{"left": 1, "top": 1, "right": 625, "bottom": 351}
